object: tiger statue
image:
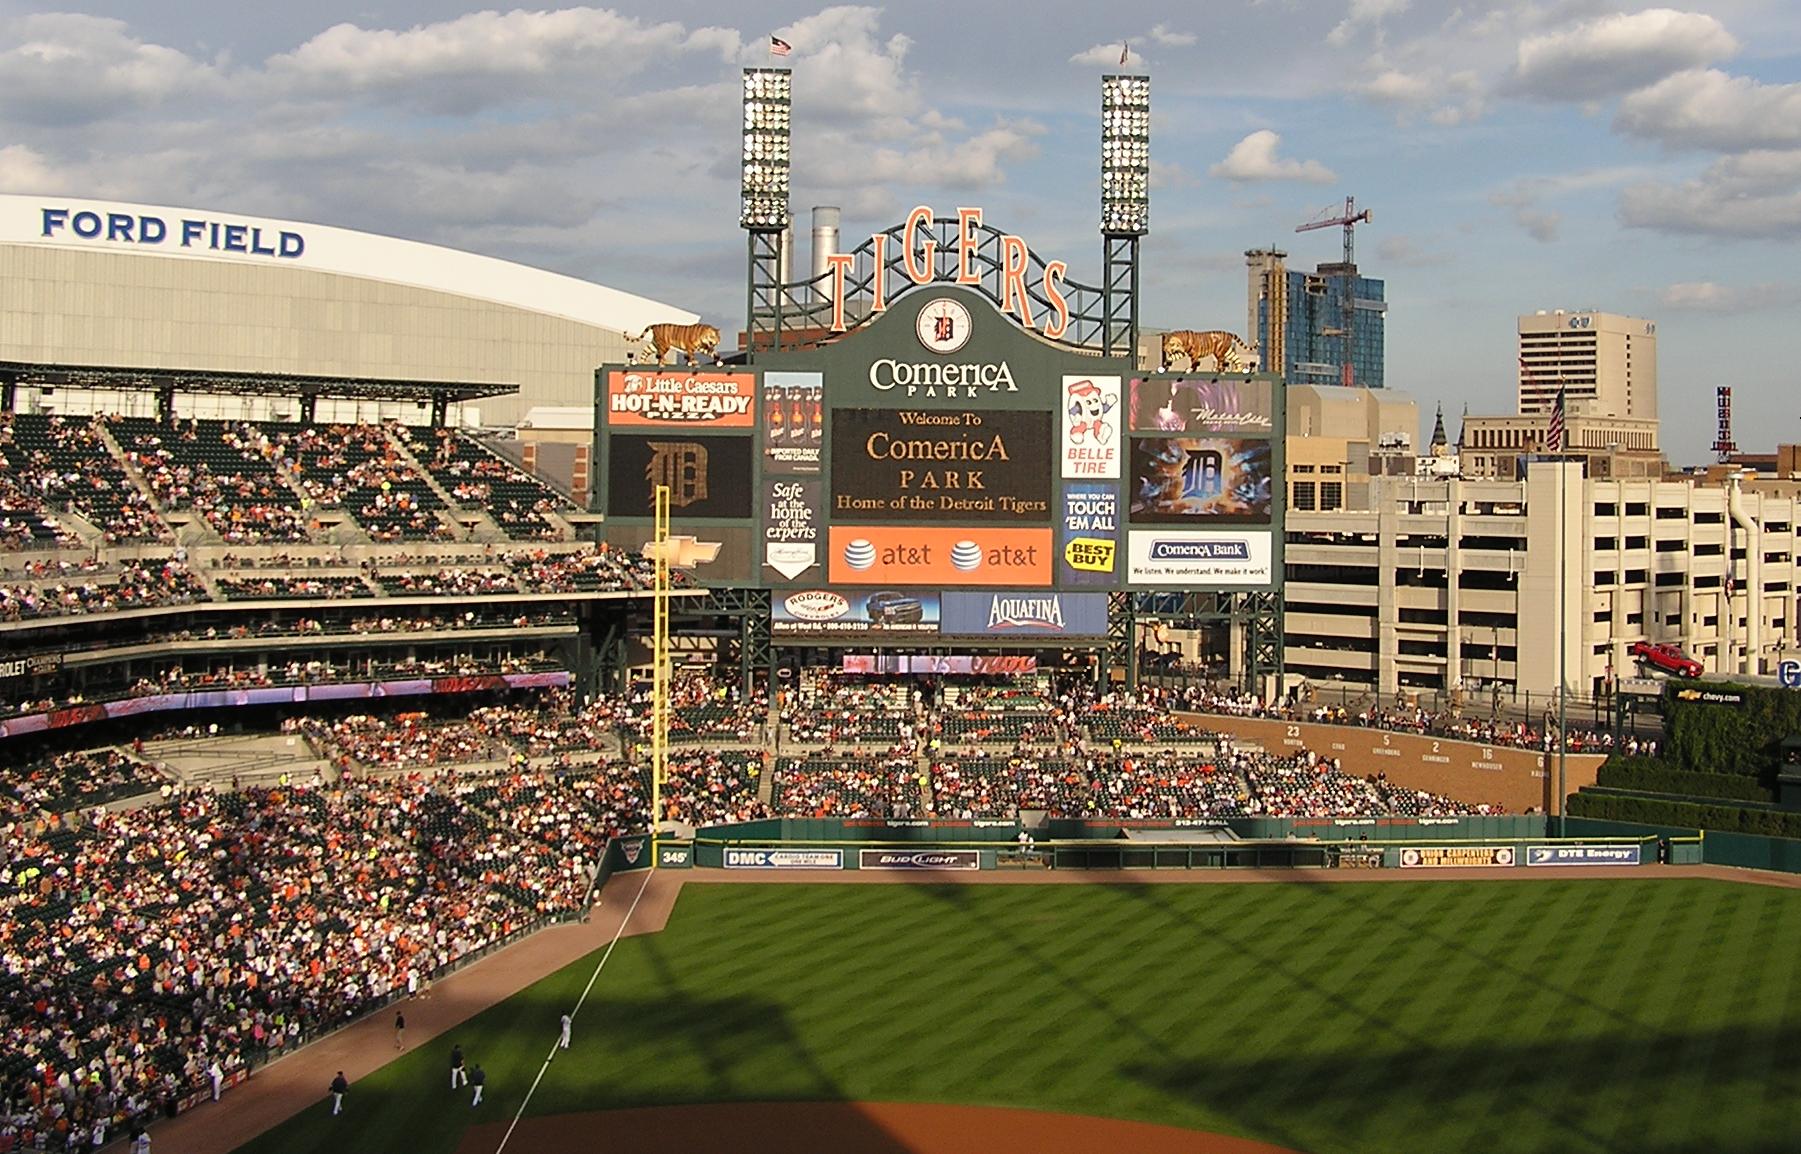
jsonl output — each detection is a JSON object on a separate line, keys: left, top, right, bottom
{"left": 626, "top": 323, "right": 721, "bottom": 365}
{"left": 1160, "top": 330, "right": 1258, "bottom": 373}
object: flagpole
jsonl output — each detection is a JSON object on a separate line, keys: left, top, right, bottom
{"left": 1557, "top": 450, "right": 1568, "bottom": 836}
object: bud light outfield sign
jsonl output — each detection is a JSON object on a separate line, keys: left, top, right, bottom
{"left": 940, "top": 591, "right": 1108, "bottom": 638}
{"left": 858, "top": 849, "right": 981, "bottom": 870}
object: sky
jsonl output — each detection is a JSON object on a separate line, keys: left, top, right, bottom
{"left": 0, "top": 1, "right": 1795, "bottom": 462}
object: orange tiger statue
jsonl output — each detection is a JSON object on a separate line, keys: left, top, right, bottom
{"left": 626, "top": 323, "right": 721, "bottom": 365}
{"left": 1160, "top": 330, "right": 1258, "bottom": 373}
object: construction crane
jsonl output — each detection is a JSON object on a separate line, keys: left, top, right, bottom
{"left": 1296, "top": 195, "right": 1373, "bottom": 387}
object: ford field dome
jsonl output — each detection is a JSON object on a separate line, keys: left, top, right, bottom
{"left": 0, "top": 194, "right": 698, "bottom": 426}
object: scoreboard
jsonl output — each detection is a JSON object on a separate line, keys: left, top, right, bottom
{"left": 594, "top": 286, "right": 1283, "bottom": 642}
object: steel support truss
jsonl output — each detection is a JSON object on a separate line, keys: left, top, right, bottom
{"left": 1108, "top": 590, "right": 1285, "bottom": 695}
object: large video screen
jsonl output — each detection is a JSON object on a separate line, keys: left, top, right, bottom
{"left": 830, "top": 408, "right": 1051, "bottom": 522}
{"left": 605, "top": 433, "right": 754, "bottom": 519}
{"left": 1128, "top": 437, "right": 1273, "bottom": 524}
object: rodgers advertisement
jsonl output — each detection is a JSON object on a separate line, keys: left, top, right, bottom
{"left": 830, "top": 408, "right": 1051, "bottom": 522}
{"left": 772, "top": 589, "right": 941, "bottom": 635}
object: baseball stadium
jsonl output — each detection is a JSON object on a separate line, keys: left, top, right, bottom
{"left": 3, "top": 70, "right": 1800, "bottom": 1154}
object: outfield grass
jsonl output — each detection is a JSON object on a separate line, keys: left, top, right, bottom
{"left": 237, "top": 879, "right": 1801, "bottom": 1154}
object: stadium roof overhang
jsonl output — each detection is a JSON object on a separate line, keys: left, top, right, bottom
{"left": 0, "top": 360, "right": 516, "bottom": 405}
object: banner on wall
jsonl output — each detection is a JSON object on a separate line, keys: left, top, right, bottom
{"left": 830, "top": 408, "right": 1051, "bottom": 522}
{"left": 1059, "top": 485, "right": 1118, "bottom": 587}
{"left": 1059, "top": 375, "right": 1122, "bottom": 479}
{"left": 762, "top": 371, "right": 823, "bottom": 474}
{"left": 827, "top": 525, "right": 1052, "bottom": 587}
{"left": 605, "top": 370, "right": 756, "bottom": 428}
{"left": 772, "top": 589, "right": 941, "bottom": 635}
{"left": 1128, "top": 378, "right": 1275, "bottom": 434}
{"left": 1127, "top": 530, "right": 1273, "bottom": 586}
{"left": 762, "top": 477, "right": 822, "bottom": 582}
{"left": 940, "top": 591, "right": 1110, "bottom": 637}
{"left": 606, "top": 434, "right": 754, "bottom": 519}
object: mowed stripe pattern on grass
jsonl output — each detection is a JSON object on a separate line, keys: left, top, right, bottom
{"left": 236, "top": 879, "right": 1801, "bottom": 1154}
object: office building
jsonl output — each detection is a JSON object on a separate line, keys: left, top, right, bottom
{"left": 1249, "top": 255, "right": 1386, "bottom": 389}
{"left": 1283, "top": 464, "right": 1800, "bottom": 697}
{"left": 1518, "top": 310, "right": 1657, "bottom": 421}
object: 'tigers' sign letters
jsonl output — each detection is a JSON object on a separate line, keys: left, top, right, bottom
{"left": 825, "top": 206, "right": 1072, "bottom": 339}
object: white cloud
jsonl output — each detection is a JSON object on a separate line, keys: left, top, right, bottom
{"left": 265, "top": 7, "right": 734, "bottom": 111}
{"left": 1489, "top": 182, "right": 1563, "bottom": 242}
{"left": 1620, "top": 150, "right": 1801, "bottom": 238}
{"left": 1376, "top": 234, "right": 1451, "bottom": 266}
{"left": 1615, "top": 69, "right": 1801, "bottom": 152}
{"left": 1149, "top": 24, "right": 1197, "bottom": 48}
{"left": 1328, "top": 0, "right": 1411, "bottom": 47}
{"left": 1512, "top": 8, "right": 1737, "bottom": 102}
{"left": 1354, "top": 63, "right": 1483, "bottom": 124}
{"left": 1209, "top": 130, "right": 1336, "bottom": 184}
{"left": 0, "top": 14, "right": 221, "bottom": 125}
{"left": 1657, "top": 281, "right": 1801, "bottom": 311}
{"left": 0, "top": 144, "right": 62, "bottom": 193}
{"left": 1070, "top": 42, "right": 1136, "bottom": 68}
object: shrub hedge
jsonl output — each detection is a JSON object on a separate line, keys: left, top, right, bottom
{"left": 1663, "top": 681, "right": 1801, "bottom": 775}
{"left": 1568, "top": 791, "right": 1801, "bottom": 839}
{"left": 1595, "top": 756, "right": 1773, "bottom": 802}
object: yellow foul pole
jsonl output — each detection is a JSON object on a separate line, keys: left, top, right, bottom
{"left": 651, "top": 484, "right": 671, "bottom": 867}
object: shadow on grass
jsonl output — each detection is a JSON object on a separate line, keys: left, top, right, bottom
{"left": 1113, "top": 883, "right": 1801, "bottom": 1154}
{"left": 1116, "top": 1018, "right": 1801, "bottom": 1154}
{"left": 234, "top": 985, "right": 898, "bottom": 1154}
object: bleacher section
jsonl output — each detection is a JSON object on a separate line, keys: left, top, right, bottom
{"left": 404, "top": 427, "right": 575, "bottom": 541}
{"left": 117, "top": 417, "right": 310, "bottom": 544}
{"left": 2, "top": 413, "right": 167, "bottom": 545}
{"left": 775, "top": 755, "right": 924, "bottom": 819}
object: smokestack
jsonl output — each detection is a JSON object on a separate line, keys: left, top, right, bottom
{"left": 811, "top": 206, "right": 841, "bottom": 303}
{"left": 778, "top": 219, "right": 795, "bottom": 284}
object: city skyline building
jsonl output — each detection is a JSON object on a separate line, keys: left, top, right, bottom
{"left": 1249, "top": 253, "right": 1385, "bottom": 389}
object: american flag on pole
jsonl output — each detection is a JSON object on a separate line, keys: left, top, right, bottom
{"left": 770, "top": 35, "right": 793, "bottom": 56}
{"left": 1546, "top": 385, "right": 1566, "bottom": 452}
{"left": 1120, "top": 42, "right": 1130, "bottom": 66}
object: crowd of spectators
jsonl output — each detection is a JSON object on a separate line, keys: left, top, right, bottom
{"left": 0, "top": 750, "right": 163, "bottom": 819}
{"left": 1170, "top": 686, "right": 1619, "bottom": 754}
{"left": 0, "top": 558, "right": 206, "bottom": 622}
{"left": 0, "top": 764, "right": 627, "bottom": 1150}
{"left": 661, "top": 753, "right": 771, "bottom": 826}
{"left": 0, "top": 414, "right": 168, "bottom": 548}
{"left": 775, "top": 755, "right": 921, "bottom": 819}
{"left": 120, "top": 419, "right": 311, "bottom": 546}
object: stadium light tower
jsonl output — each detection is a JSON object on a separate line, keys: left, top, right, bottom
{"left": 742, "top": 67, "right": 792, "bottom": 359}
{"left": 1100, "top": 74, "right": 1149, "bottom": 359}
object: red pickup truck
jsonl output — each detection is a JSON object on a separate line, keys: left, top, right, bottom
{"left": 1629, "top": 641, "right": 1703, "bottom": 679}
